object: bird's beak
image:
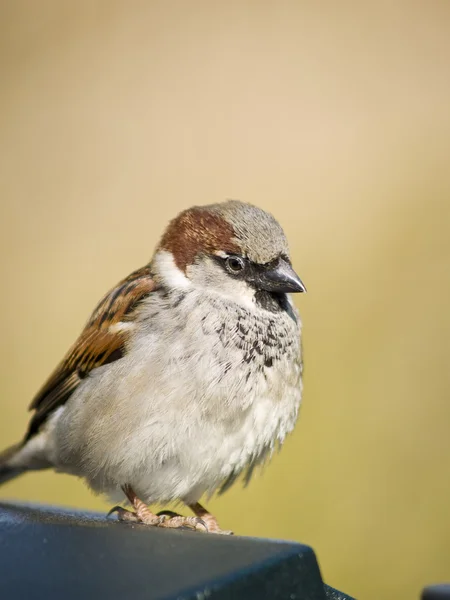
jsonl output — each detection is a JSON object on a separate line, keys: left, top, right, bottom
{"left": 254, "top": 258, "right": 306, "bottom": 294}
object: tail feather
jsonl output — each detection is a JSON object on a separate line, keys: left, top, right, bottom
{"left": 0, "top": 444, "right": 27, "bottom": 486}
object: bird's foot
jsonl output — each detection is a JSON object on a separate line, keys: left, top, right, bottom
{"left": 188, "top": 502, "right": 233, "bottom": 535}
{"left": 155, "top": 512, "right": 207, "bottom": 531}
{"left": 108, "top": 505, "right": 205, "bottom": 530}
{"left": 111, "top": 485, "right": 207, "bottom": 531}
{"left": 199, "top": 517, "right": 233, "bottom": 535}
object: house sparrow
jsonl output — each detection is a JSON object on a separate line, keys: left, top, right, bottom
{"left": 0, "top": 200, "right": 305, "bottom": 534}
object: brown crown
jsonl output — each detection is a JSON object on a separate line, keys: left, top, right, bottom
{"left": 159, "top": 207, "right": 240, "bottom": 272}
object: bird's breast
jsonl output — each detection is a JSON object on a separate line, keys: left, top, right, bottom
{"left": 134, "top": 290, "right": 303, "bottom": 459}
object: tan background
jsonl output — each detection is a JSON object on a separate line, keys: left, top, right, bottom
{"left": 1, "top": 2, "right": 450, "bottom": 598}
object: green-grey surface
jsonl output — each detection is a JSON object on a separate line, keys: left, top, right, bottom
{"left": 0, "top": 502, "right": 350, "bottom": 600}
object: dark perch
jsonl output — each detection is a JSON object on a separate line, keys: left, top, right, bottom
{"left": 0, "top": 502, "right": 354, "bottom": 600}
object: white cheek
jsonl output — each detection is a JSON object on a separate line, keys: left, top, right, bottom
{"left": 228, "top": 282, "right": 256, "bottom": 310}
{"left": 152, "top": 250, "right": 191, "bottom": 289}
{"left": 153, "top": 250, "right": 255, "bottom": 310}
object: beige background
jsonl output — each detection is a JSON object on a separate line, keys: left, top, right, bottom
{"left": 1, "top": 2, "right": 450, "bottom": 598}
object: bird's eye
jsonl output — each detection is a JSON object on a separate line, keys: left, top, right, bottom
{"left": 225, "top": 256, "right": 246, "bottom": 274}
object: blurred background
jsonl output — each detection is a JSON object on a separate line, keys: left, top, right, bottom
{"left": 1, "top": 1, "right": 449, "bottom": 598}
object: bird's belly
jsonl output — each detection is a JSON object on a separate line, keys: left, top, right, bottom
{"left": 55, "top": 320, "right": 302, "bottom": 505}
{"left": 115, "top": 395, "right": 299, "bottom": 505}
{"left": 114, "top": 362, "right": 301, "bottom": 505}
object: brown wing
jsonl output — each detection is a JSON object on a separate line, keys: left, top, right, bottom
{"left": 24, "top": 265, "right": 157, "bottom": 441}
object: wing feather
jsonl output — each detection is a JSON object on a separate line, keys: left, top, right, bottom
{"left": 24, "top": 265, "right": 156, "bottom": 441}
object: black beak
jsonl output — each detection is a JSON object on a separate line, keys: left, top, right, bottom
{"left": 253, "top": 258, "right": 306, "bottom": 294}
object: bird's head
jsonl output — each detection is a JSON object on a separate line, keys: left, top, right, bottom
{"left": 152, "top": 200, "right": 306, "bottom": 308}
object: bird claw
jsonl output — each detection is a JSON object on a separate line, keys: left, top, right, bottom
{"left": 107, "top": 505, "right": 141, "bottom": 523}
{"left": 156, "top": 509, "right": 183, "bottom": 518}
{"left": 187, "top": 502, "right": 234, "bottom": 534}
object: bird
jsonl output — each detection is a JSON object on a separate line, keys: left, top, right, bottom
{"left": 0, "top": 200, "right": 305, "bottom": 534}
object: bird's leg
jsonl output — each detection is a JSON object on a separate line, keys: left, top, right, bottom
{"left": 188, "top": 502, "right": 233, "bottom": 535}
{"left": 123, "top": 484, "right": 167, "bottom": 525}
{"left": 110, "top": 485, "right": 207, "bottom": 531}
{"left": 108, "top": 485, "right": 165, "bottom": 525}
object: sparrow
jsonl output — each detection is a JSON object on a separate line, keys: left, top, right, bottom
{"left": 0, "top": 200, "right": 305, "bottom": 534}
